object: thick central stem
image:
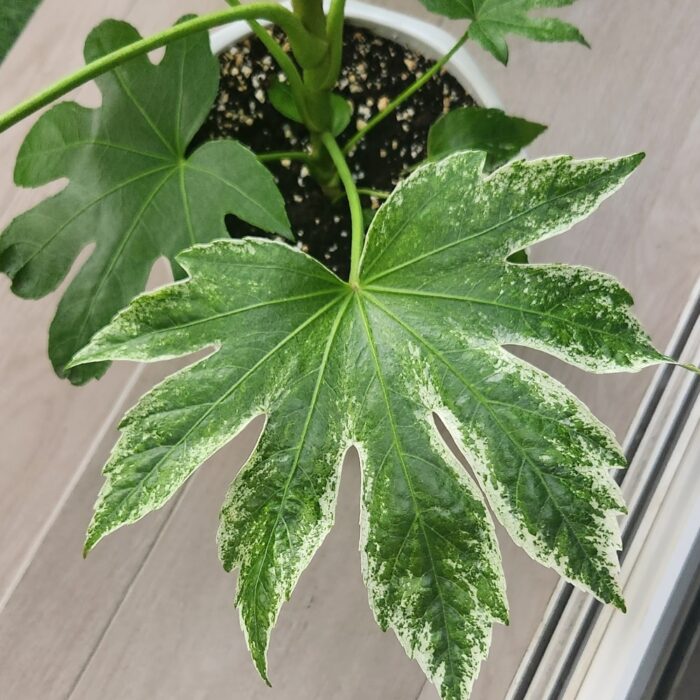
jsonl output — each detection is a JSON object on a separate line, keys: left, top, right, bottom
{"left": 286, "top": 0, "right": 338, "bottom": 192}
{"left": 292, "top": 0, "right": 327, "bottom": 39}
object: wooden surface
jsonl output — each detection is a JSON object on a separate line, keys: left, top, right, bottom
{"left": 0, "top": 1, "right": 698, "bottom": 699}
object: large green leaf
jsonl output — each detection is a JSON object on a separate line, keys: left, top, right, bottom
{"left": 0, "top": 18, "right": 290, "bottom": 384}
{"left": 418, "top": 0, "right": 588, "bottom": 64}
{"left": 70, "top": 151, "right": 669, "bottom": 699}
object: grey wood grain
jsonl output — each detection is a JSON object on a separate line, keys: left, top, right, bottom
{"left": 0, "top": 363, "right": 179, "bottom": 699}
{"left": 70, "top": 445, "right": 429, "bottom": 700}
{"left": 0, "top": 1, "right": 697, "bottom": 699}
{"left": 0, "top": 0, "right": 143, "bottom": 606}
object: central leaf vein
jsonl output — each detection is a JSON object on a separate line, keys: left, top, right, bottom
{"left": 364, "top": 168, "right": 623, "bottom": 284}
{"left": 356, "top": 294, "right": 458, "bottom": 684}
{"left": 366, "top": 284, "right": 624, "bottom": 340}
{"left": 248, "top": 293, "right": 351, "bottom": 650}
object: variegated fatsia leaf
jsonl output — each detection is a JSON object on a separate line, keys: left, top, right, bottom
{"left": 418, "top": 0, "right": 589, "bottom": 64}
{"left": 70, "top": 150, "right": 670, "bottom": 700}
{"left": 0, "top": 19, "right": 290, "bottom": 385}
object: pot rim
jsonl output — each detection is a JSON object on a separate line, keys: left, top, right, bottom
{"left": 208, "top": 0, "right": 501, "bottom": 109}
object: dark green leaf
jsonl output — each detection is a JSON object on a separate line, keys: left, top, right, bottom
{"left": 0, "top": 18, "right": 290, "bottom": 384}
{"left": 506, "top": 247, "right": 529, "bottom": 263}
{"left": 418, "top": 0, "right": 589, "bottom": 64}
{"left": 268, "top": 79, "right": 351, "bottom": 136}
{"left": 428, "top": 107, "right": 546, "bottom": 169}
{"left": 362, "top": 207, "right": 378, "bottom": 229}
{"left": 330, "top": 95, "right": 352, "bottom": 136}
{"left": 70, "top": 151, "right": 668, "bottom": 699}
{"left": 268, "top": 79, "right": 303, "bottom": 122}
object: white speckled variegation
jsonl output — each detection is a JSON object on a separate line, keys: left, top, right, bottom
{"left": 71, "top": 151, "right": 669, "bottom": 700}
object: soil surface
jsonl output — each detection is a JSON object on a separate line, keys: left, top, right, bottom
{"left": 192, "top": 25, "right": 476, "bottom": 279}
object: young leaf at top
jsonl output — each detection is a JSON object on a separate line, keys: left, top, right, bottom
{"left": 268, "top": 79, "right": 304, "bottom": 122}
{"left": 69, "top": 151, "right": 670, "bottom": 700}
{"left": 418, "top": 0, "right": 588, "bottom": 64}
{"left": 428, "top": 106, "right": 546, "bottom": 169}
{"left": 0, "top": 18, "right": 290, "bottom": 384}
{"left": 268, "top": 80, "right": 352, "bottom": 136}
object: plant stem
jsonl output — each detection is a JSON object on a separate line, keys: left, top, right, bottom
{"left": 258, "top": 150, "right": 310, "bottom": 163}
{"left": 332, "top": 187, "right": 389, "bottom": 204}
{"left": 357, "top": 188, "right": 390, "bottom": 199}
{"left": 0, "top": 3, "right": 326, "bottom": 135}
{"left": 292, "top": 0, "right": 327, "bottom": 39}
{"left": 321, "top": 132, "right": 363, "bottom": 286}
{"left": 226, "top": 0, "right": 310, "bottom": 123}
{"left": 342, "top": 30, "right": 469, "bottom": 154}
{"left": 319, "top": 0, "right": 346, "bottom": 89}
{"left": 293, "top": 0, "right": 333, "bottom": 134}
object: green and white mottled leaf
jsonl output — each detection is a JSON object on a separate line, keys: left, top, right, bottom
{"left": 428, "top": 107, "right": 546, "bottom": 169}
{"left": 418, "top": 0, "right": 588, "bottom": 64}
{"left": 70, "top": 151, "right": 670, "bottom": 699}
{"left": 0, "top": 18, "right": 290, "bottom": 384}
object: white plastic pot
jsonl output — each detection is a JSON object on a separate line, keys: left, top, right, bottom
{"left": 209, "top": 0, "right": 500, "bottom": 109}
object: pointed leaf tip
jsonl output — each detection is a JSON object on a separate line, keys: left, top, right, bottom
{"left": 83, "top": 532, "right": 96, "bottom": 558}
{"left": 64, "top": 350, "right": 90, "bottom": 370}
{"left": 612, "top": 151, "right": 645, "bottom": 177}
{"left": 83, "top": 524, "right": 101, "bottom": 557}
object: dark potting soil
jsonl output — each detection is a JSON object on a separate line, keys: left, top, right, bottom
{"left": 191, "top": 24, "right": 476, "bottom": 279}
